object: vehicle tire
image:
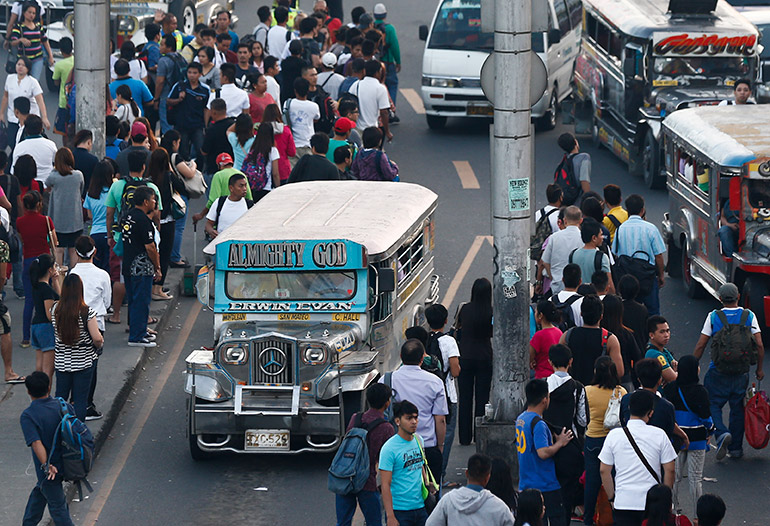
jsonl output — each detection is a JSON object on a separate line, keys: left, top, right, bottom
{"left": 742, "top": 275, "right": 769, "bottom": 336}
{"left": 342, "top": 391, "right": 364, "bottom": 428}
{"left": 681, "top": 239, "right": 704, "bottom": 299}
{"left": 642, "top": 129, "right": 665, "bottom": 189}
{"left": 667, "top": 239, "right": 682, "bottom": 278}
{"left": 426, "top": 114, "right": 446, "bottom": 130}
{"left": 189, "top": 433, "right": 213, "bottom": 461}
{"left": 538, "top": 89, "right": 558, "bottom": 131}
{"left": 170, "top": 0, "right": 197, "bottom": 36}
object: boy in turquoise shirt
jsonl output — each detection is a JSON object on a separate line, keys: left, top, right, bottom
{"left": 645, "top": 314, "right": 678, "bottom": 385}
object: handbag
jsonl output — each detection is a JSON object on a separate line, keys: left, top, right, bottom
{"left": 621, "top": 421, "right": 661, "bottom": 484}
{"left": 416, "top": 436, "right": 438, "bottom": 515}
{"left": 603, "top": 386, "right": 622, "bottom": 430}
{"left": 170, "top": 191, "right": 187, "bottom": 220}
{"left": 171, "top": 153, "right": 207, "bottom": 199}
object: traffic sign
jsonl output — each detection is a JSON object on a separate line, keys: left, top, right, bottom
{"left": 480, "top": 52, "right": 548, "bottom": 107}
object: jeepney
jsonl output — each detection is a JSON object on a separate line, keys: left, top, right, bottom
{"left": 662, "top": 105, "right": 770, "bottom": 333}
{"left": 184, "top": 182, "right": 440, "bottom": 458}
{"left": 572, "top": 0, "right": 759, "bottom": 189}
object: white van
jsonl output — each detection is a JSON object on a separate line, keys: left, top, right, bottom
{"left": 418, "top": 0, "right": 583, "bottom": 130}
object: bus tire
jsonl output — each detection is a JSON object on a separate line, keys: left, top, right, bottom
{"left": 742, "top": 276, "right": 768, "bottom": 336}
{"left": 643, "top": 129, "right": 665, "bottom": 189}
{"left": 426, "top": 115, "right": 446, "bottom": 130}
{"left": 682, "top": 239, "right": 704, "bottom": 299}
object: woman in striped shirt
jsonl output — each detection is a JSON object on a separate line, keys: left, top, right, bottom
{"left": 52, "top": 273, "right": 103, "bottom": 421}
{"left": 9, "top": 2, "right": 53, "bottom": 82}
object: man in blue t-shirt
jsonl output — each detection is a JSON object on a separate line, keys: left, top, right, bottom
{"left": 109, "top": 59, "right": 154, "bottom": 115}
{"left": 20, "top": 372, "right": 76, "bottom": 525}
{"left": 379, "top": 400, "right": 431, "bottom": 526}
{"left": 516, "top": 379, "right": 573, "bottom": 526}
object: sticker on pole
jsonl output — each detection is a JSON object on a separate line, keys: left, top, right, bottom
{"left": 508, "top": 178, "right": 529, "bottom": 212}
{"left": 501, "top": 266, "right": 520, "bottom": 299}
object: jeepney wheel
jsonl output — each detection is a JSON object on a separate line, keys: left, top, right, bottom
{"left": 539, "top": 89, "right": 558, "bottom": 131}
{"left": 681, "top": 240, "right": 705, "bottom": 299}
{"left": 189, "top": 433, "right": 213, "bottom": 461}
{"left": 667, "top": 240, "right": 682, "bottom": 278}
{"left": 342, "top": 391, "right": 365, "bottom": 428}
{"left": 171, "top": 0, "right": 197, "bottom": 36}
{"left": 742, "top": 276, "right": 769, "bottom": 336}
{"left": 643, "top": 129, "right": 665, "bottom": 190}
{"left": 426, "top": 115, "right": 447, "bottom": 130}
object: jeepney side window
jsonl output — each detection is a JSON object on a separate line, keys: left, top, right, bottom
{"left": 369, "top": 262, "right": 393, "bottom": 322}
{"left": 596, "top": 23, "right": 611, "bottom": 55}
{"left": 585, "top": 12, "right": 597, "bottom": 41}
{"left": 609, "top": 33, "right": 623, "bottom": 63}
{"left": 694, "top": 161, "right": 710, "bottom": 194}
{"left": 565, "top": 0, "right": 581, "bottom": 29}
{"left": 396, "top": 231, "right": 425, "bottom": 285}
{"left": 554, "top": 0, "right": 570, "bottom": 35}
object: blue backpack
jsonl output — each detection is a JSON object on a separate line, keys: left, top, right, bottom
{"left": 48, "top": 397, "right": 95, "bottom": 500}
{"left": 328, "top": 412, "right": 387, "bottom": 495}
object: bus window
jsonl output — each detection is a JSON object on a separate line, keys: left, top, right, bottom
{"left": 554, "top": 0, "right": 570, "bottom": 35}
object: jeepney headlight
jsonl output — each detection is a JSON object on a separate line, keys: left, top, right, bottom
{"left": 303, "top": 345, "right": 327, "bottom": 365}
{"left": 222, "top": 344, "right": 249, "bottom": 365}
{"left": 759, "top": 161, "right": 770, "bottom": 178}
{"left": 422, "top": 76, "right": 460, "bottom": 88}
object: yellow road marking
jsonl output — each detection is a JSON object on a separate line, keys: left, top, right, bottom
{"left": 400, "top": 88, "right": 426, "bottom": 114}
{"left": 452, "top": 160, "right": 480, "bottom": 189}
{"left": 443, "top": 235, "right": 493, "bottom": 307}
{"left": 83, "top": 302, "right": 202, "bottom": 526}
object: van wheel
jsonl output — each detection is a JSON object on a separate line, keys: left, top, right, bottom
{"left": 742, "top": 276, "right": 769, "bottom": 335}
{"left": 643, "top": 130, "right": 665, "bottom": 189}
{"left": 426, "top": 115, "right": 447, "bottom": 130}
{"left": 681, "top": 240, "right": 704, "bottom": 299}
{"left": 539, "top": 89, "right": 558, "bottom": 130}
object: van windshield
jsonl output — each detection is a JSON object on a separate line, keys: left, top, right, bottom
{"left": 653, "top": 56, "right": 752, "bottom": 80}
{"left": 428, "top": 0, "right": 494, "bottom": 51}
{"left": 226, "top": 271, "right": 357, "bottom": 300}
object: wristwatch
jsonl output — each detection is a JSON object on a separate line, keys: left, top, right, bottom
{"left": 40, "top": 463, "right": 48, "bottom": 473}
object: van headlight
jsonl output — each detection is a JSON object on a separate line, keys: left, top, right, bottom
{"left": 221, "top": 344, "right": 249, "bottom": 365}
{"left": 302, "top": 345, "right": 327, "bottom": 365}
{"left": 422, "top": 76, "right": 460, "bottom": 88}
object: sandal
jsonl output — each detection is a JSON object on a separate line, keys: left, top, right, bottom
{"left": 106, "top": 318, "right": 121, "bottom": 325}
{"left": 6, "top": 375, "right": 25, "bottom": 384}
{"left": 20, "top": 341, "right": 30, "bottom": 348}
{"left": 148, "top": 317, "right": 159, "bottom": 325}
{"left": 152, "top": 293, "right": 173, "bottom": 301}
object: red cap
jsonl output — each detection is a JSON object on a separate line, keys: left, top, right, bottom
{"left": 216, "top": 153, "right": 234, "bottom": 166}
{"left": 334, "top": 117, "right": 356, "bottom": 134}
{"left": 131, "top": 121, "right": 147, "bottom": 138}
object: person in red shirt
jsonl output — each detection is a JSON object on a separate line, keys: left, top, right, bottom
{"left": 248, "top": 73, "right": 276, "bottom": 125}
{"left": 530, "top": 299, "right": 563, "bottom": 379}
{"left": 16, "top": 190, "right": 57, "bottom": 347}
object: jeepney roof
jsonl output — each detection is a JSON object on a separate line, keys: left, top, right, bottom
{"left": 203, "top": 181, "right": 438, "bottom": 258}
{"left": 663, "top": 105, "right": 770, "bottom": 167}
{"left": 583, "top": 0, "right": 757, "bottom": 40}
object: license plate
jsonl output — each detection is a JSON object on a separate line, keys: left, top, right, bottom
{"left": 467, "top": 104, "right": 493, "bottom": 116}
{"left": 245, "top": 429, "right": 290, "bottom": 450}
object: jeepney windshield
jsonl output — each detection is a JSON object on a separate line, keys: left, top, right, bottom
{"left": 653, "top": 56, "right": 753, "bottom": 80}
{"left": 428, "top": 0, "right": 494, "bottom": 51}
{"left": 747, "top": 179, "right": 770, "bottom": 209}
{"left": 226, "top": 271, "right": 357, "bottom": 300}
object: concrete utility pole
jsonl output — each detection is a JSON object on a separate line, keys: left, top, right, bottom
{"left": 74, "top": 0, "right": 108, "bottom": 158}
{"left": 476, "top": 0, "right": 533, "bottom": 476}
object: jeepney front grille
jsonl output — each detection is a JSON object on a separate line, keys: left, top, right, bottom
{"left": 253, "top": 339, "right": 294, "bottom": 385}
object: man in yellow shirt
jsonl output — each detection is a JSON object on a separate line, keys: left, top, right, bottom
{"left": 603, "top": 184, "right": 628, "bottom": 243}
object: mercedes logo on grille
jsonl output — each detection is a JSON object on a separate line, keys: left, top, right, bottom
{"left": 258, "top": 347, "right": 287, "bottom": 376}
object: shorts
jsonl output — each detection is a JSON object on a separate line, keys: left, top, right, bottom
{"left": 109, "top": 245, "right": 124, "bottom": 283}
{"left": 57, "top": 230, "right": 84, "bottom": 248}
{"left": 54, "top": 107, "right": 70, "bottom": 135}
{"left": 0, "top": 307, "right": 11, "bottom": 335}
{"left": 31, "top": 322, "right": 55, "bottom": 352}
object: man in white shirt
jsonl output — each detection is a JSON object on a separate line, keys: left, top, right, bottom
{"left": 552, "top": 263, "right": 584, "bottom": 327}
{"left": 264, "top": 56, "right": 281, "bottom": 104}
{"left": 207, "top": 63, "right": 249, "bottom": 119}
{"left": 599, "top": 390, "right": 677, "bottom": 526}
{"left": 318, "top": 53, "right": 345, "bottom": 101}
{"left": 266, "top": 6, "right": 290, "bottom": 59}
{"left": 535, "top": 183, "right": 563, "bottom": 234}
{"left": 283, "top": 77, "right": 320, "bottom": 156}
{"left": 349, "top": 60, "right": 392, "bottom": 140}
{"left": 11, "top": 115, "right": 56, "bottom": 184}
{"left": 542, "top": 205, "right": 583, "bottom": 294}
{"left": 205, "top": 173, "right": 252, "bottom": 238}
{"left": 252, "top": 5, "right": 271, "bottom": 47}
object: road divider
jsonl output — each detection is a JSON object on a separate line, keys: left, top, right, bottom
{"left": 400, "top": 88, "right": 425, "bottom": 114}
{"left": 443, "top": 235, "right": 493, "bottom": 307}
{"left": 453, "top": 160, "right": 480, "bottom": 189}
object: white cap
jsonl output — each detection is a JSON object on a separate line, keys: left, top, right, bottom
{"left": 322, "top": 52, "right": 337, "bottom": 67}
{"left": 373, "top": 3, "right": 387, "bottom": 16}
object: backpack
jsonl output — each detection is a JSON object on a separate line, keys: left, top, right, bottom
{"left": 114, "top": 176, "right": 151, "bottom": 235}
{"left": 551, "top": 293, "right": 582, "bottom": 331}
{"left": 242, "top": 150, "right": 270, "bottom": 191}
{"left": 165, "top": 52, "right": 188, "bottom": 88}
{"left": 212, "top": 195, "right": 255, "bottom": 230}
{"left": 311, "top": 89, "right": 338, "bottom": 135}
{"left": 299, "top": 37, "right": 317, "bottom": 66}
{"left": 422, "top": 331, "right": 447, "bottom": 382}
{"left": 710, "top": 309, "right": 759, "bottom": 375}
{"left": 554, "top": 153, "right": 581, "bottom": 206}
{"left": 530, "top": 207, "right": 558, "bottom": 261}
{"left": 328, "top": 412, "right": 388, "bottom": 495}
{"left": 47, "top": 397, "right": 95, "bottom": 501}
{"left": 606, "top": 213, "right": 621, "bottom": 229}
{"left": 565, "top": 327, "right": 610, "bottom": 356}
{"left": 569, "top": 248, "right": 604, "bottom": 277}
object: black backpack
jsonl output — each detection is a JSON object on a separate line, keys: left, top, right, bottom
{"left": 530, "top": 207, "right": 558, "bottom": 261}
{"left": 300, "top": 37, "right": 317, "bottom": 66}
{"left": 311, "top": 87, "right": 338, "bottom": 135}
{"left": 212, "top": 196, "right": 255, "bottom": 229}
{"left": 551, "top": 293, "right": 582, "bottom": 331}
{"left": 114, "top": 177, "right": 151, "bottom": 235}
{"left": 422, "top": 331, "right": 447, "bottom": 382}
{"left": 554, "top": 153, "right": 581, "bottom": 206}
{"left": 568, "top": 248, "right": 604, "bottom": 277}
{"left": 165, "top": 52, "right": 188, "bottom": 88}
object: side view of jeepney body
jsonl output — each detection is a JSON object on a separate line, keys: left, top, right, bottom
{"left": 184, "top": 181, "right": 439, "bottom": 458}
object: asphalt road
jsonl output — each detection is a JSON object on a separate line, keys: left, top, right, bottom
{"left": 26, "top": 0, "right": 769, "bottom": 524}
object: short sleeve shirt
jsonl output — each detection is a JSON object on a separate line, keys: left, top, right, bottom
{"left": 701, "top": 307, "right": 761, "bottom": 336}
{"left": 122, "top": 207, "right": 155, "bottom": 277}
{"left": 645, "top": 345, "right": 676, "bottom": 372}
{"left": 378, "top": 434, "right": 425, "bottom": 511}
{"left": 516, "top": 410, "right": 560, "bottom": 492}
{"left": 437, "top": 333, "right": 461, "bottom": 404}
{"left": 570, "top": 248, "right": 610, "bottom": 285}
{"left": 52, "top": 55, "right": 74, "bottom": 108}
{"left": 4, "top": 74, "right": 43, "bottom": 122}
{"left": 31, "top": 281, "right": 58, "bottom": 325}
{"left": 612, "top": 215, "right": 666, "bottom": 265}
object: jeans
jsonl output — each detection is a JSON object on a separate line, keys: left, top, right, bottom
{"left": 718, "top": 225, "right": 738, "bottom": 256}
{"left": 55, "top": 365, "right": 95, "bottom": 422}
{"left": 457, "top": 358, "right": 492, "bottom": 445}
{"left": 22, "top": 256, "right": 35, "bottom": 341}
{"left": 159, "top": 97, "right": 171, "bottom": 134}
{"left": 583, "top": 435, "right": 606, "bottom": 525}
{"left": 674, "top": 449, "right": 705, "bottom": 516}
{"left": 92, "top": 232, "right": 110, "bottom": 273}
{"left": 29, "top": 58, "right": 45, "bottom": 83}
{"left": 639, "top": 277, "right": 660, "bottom": 316}
{"left": 384, "top": 62, "right": 399, "bottom": 107}
{"left": 392, "top": 508, "right": 427, "bottom": 526}
{"left": 335, "top": 490, "right": 382, "bottom": 526}
{"left": 612, "top": 509, "right": 645, "bottom": 526}
{"left": 126, "top": 274, "right": 153, "bottom": 342}
{"left": 171, "top": 194, "right": 189, "bottom": 264}
{"left": 179, "top": 127, "right": 205, "bottom": 161}
{"left": 156, "top": 220, "right": 176, "bottom": 286}
{"left": 441, "top": 401, "right": 457, "bottom": 478}
{"left": 88, "top": 357, "right": 99, "bottom": 408}
{"left": 22, "top": 475, "right": 74, "bottom": 526}
{"left": 704, "top": 368, "right": 749, "bottom": 453}
{"left": 542, "top": 488, "right": 566, "bottom": 526}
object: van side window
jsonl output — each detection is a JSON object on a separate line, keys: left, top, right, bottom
{"left": 565, "top": 0, "right": 582, "bottom": 29}
{"left": 554, "top": 0, "right": 570, "bottom": 35}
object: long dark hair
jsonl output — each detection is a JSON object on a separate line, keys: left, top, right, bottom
{"left": 249, "top": 122, "right": 275, "bottom": 158}
{"left": 87, "top": 160, "right": 114, "bottom": 199}
{"left": 536, "top": 298, "right": 560, "bottom": 325}
{"left": 160, "top": 129, "right": 180, "bottom": 154}
{"left": 116, "top": 84, "right": 140, "bottom": 120}
{"left": 234, "top": 113, "right": 254, "bottom": 147}
{"left": 29, "top": 253, "right": 54, "bottom": 285}
{"left": 54, "top": 273, "right": 89, "bottom": 346}
{"left": 485, "top": 458, "right": 517, "bottom": 512}
{"left": 591, "top": 355, "right": 620, "bottom": 390}
{"left": 148, "top": 147, "right": 171, "bottom": 187}
{"left": 601, "top": 294, "right": 630, "bottom": 335}
{"left": 14, "top": 154, "right": 37, "bottom": 188}
{"left": 261, "top": 103, "right": 282, "bottom": 124}
{"left": 461, "top": 277, "right": 493, "bottom": 337}
{"left": 514, "top": 488, "right": 544, "bottom": 526}
{"left": 644, "top": 484, "right": 675, "bottom": 526}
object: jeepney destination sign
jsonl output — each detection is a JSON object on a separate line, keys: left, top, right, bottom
{"left": 653, "top": 32, "right": 757, "bottom": 57}
{"left": 227, "top": 241, "right": 350, "bottom": 269}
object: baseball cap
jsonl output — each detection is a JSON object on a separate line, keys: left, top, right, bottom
{"left": 216, "top": 152, "right": 234, "bottom": 166}
{"left": 373, "top": 3, "right": 387, "bottom": 18}
{"left": 322, "top": 52, "right": 337, "bottom": 67}
{"left": 718, "top": 283, "right": 739, "bottom": 302}
{"left": 334, "top": 117, "right": 355, "bottom": 134}
{"left": 131, "top": 121, "right": 147, "bottom": 138}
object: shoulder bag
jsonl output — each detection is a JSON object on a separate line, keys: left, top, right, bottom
{"left": 612, "top": 233, "right": 657, "bottom": 297}
{"left": 6, "top": 24, "right": 24, "bottom": 75}
{"left": 171, "top": 153, "right": 206, "bottom": 199}
{"left": 603, "top": 386, "right": 622, "bottom": 430}
{"left": 621, "top": 421, "right": 661, "bottom": 484}
{"left": 416, "top": 435, "right": 438, "bottom": 515}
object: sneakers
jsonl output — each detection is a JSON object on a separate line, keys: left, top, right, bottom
{"left": 727, "top": 449, "right": 744, "bottom": 459}
{"left": 15, "top": 291, "right": 24, "bottom": 300}
{"left": 716, "top": 432, "right": 732, "bottom": 460}
{"left": 128, "top": 338, "right": 157, "bottom": 347}
{"left": 145, "top": 333, "right": 157, "bottom": 342}
{"left": 85, "top": 405, "right": 103, "bottom": 421}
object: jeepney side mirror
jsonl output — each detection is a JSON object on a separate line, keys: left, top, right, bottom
{"left": 548, "top": 28, "right": 561, "bottom": 45}
{"left": 378, "top": 268, "right": 396, "bottom": 293}
{"left": 623, "top": 56, "right": 636, "bottom": 78}
{"left": 196, "top": 266, "right": 212, "bottom": 310}
{"left": 729, "top": 176, "right": 742, "bottom": 212}
{"left": 419, "top": 25, "right": 428, "bottom": 41}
